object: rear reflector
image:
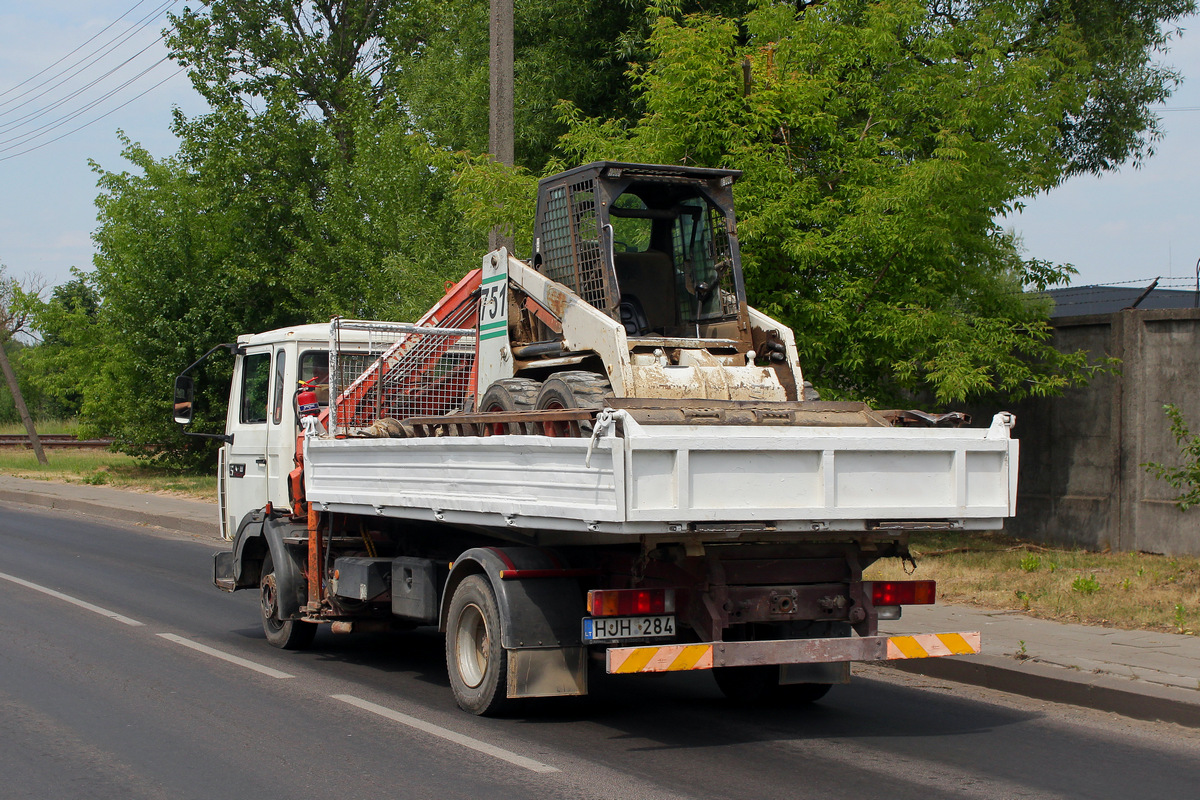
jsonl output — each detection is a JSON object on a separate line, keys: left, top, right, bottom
{"left": 870, "top": 580, "right": 936, "bottom": 606}
{"left": 587, "top": 588, "right": 676, "bottom": 616}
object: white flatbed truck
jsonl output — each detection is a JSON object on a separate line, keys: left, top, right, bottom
{"left": 176, "top": 162, "right": 1018, "bottom": 714}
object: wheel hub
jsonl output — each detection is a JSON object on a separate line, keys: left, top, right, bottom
{"left": 455, "top": 603, "right": 489, "bottom": 688}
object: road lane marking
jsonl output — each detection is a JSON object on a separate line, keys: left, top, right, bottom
{"left": 332, "top": 694, "right": 559, "bottom": 774}
{"left": 157, "top": 633, "right": 295, "bottom": 679}
{"left": 0, "top": 570, "right": 144, "bottom": 626}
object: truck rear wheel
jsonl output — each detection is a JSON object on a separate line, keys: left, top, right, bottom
{"left": 260, "top": 552, "right": 316, "bottom": 650}
{"left": 480, "top": 378, "right": 541, "bottom": 435}
{"left": 534, "top": 371, "right": 612, "bottom": 436}
{"left": 445, "top": 574, "right": 511, "bottom": 716}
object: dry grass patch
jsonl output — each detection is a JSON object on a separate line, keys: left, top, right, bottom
{"left": 0, "top": 448, "right": 215, "bottom": 500}
{"left": 865, "top": 530, "right": 1200, "bottom": 635}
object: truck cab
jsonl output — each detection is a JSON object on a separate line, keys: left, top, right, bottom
{"left": 219, "top": 325, "right": 326, "bottom": 538}
{"left": 218, "top": 323, "right": 381, "bottom": 540}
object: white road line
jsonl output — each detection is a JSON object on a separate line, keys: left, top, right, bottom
{"left": 157, "top": 633, "right": 295, "bottom": 679}
{"left": 0, "top": 570, "right": 144, "bottom": 626}
{"left": 332, "top": 694, "right": 560, "bottom": 774}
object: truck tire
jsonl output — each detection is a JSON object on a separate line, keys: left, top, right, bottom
{"left": 480, "top": 378, "right": 541, "bottom": 435}
{"left": 260, "top": 552, "right": 316, "bottom": 650}
{"left": 445, "top": 574, "right": 511, "bottom": 716}
{"left": 713, "top": 665, "right": 832, "bottom": 706}
{"left": 534, "top": 371, "right": 612, "bottom": 436}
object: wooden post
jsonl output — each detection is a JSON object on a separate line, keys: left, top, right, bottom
{"left": 0, "top": 336, "right": 47, "bottom": 465}
{"left": 489, "top": 0, "right": 515, "bottom": 254}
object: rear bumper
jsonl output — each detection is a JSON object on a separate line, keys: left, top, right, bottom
{"left": 606, "top": 631, "right": 980, "bottom": 674}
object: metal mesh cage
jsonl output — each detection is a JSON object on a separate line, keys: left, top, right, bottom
{"left": 539, "top": 178, "right": 613, "bottom": 311}
{"left": 329, "top": 319, "right": 477, "bottom": 434}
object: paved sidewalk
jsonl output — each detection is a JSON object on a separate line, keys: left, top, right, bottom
{"left": 2, "top": 474, "right": 1198, "bottom": 726}
{"left": 0, "top": 474, "right": 220, "bottom": 539}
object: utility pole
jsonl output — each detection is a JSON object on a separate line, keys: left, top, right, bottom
{"left": 489, "top": 0, "right": 515, "bottom": 253}
{"left": 0, "top": 336, "right": 47, "bottom": 465}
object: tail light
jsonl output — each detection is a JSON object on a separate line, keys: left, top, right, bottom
{"left": 587, "top": 588, "right": 676, "bottom": 616}
{"left": 869, "top": 580, "right": 936, "bottom": 606}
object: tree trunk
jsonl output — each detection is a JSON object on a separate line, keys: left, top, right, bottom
{"left": 0, "top": 337, "right": 47, "bottom": 465}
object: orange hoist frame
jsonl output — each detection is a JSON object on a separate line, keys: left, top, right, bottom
{"left": 288, "top": 269, "right": 486, "bottom": 521}
{"left": 330, "top": 269, "right": 483, "bottom": 429}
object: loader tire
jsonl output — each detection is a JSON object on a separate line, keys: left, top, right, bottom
{"left": 534, "top": 371, "right": 612, "bottom": 437}
{"left": 260, "top": 552, "right": 316, "bottom": 650}
{"left": 480, "top": 378, "right": 541, "bottom": 435}
{"left": 445, "top": 575, "right": 512, "bottom": 716}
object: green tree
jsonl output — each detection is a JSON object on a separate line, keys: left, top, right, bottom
{"left": 1144, "top": 404, "right": 1200, "bottom": 511}
{"left": 19, "top": 272, "right": 102, "bottom": 420}
{"left": 167, "top": 0, "right": 395, "bottom": 160}
{"left": 89, "top": 125, "right": 318, "bottom": 466}
{"left": 557, "top": 2, "right": 1190, "bottom": 404}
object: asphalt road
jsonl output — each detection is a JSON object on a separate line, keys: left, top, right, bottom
{"left": 3, "top": 503, "right": 1200, "bottom": 800}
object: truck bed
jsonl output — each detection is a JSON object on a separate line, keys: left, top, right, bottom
{"left": 303, "top": 411, "right": 1018, "bottom": 543}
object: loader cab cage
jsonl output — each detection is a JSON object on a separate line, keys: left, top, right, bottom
{"left": 533, "top": 162, "right": 747, "bottom": 338}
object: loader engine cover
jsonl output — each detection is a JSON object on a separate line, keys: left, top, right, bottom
{"left": 332, "top": 557, "right": 392, "bottom": 601}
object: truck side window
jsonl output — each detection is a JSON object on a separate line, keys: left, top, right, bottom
{"left": 271, "top": 351, "right": 287, "bottom": 425}
{"left": 299, "top": 351, "right": 330, "bottom": 406}
{"left": 240, "top": 352, "right": 271, "bottom": 425}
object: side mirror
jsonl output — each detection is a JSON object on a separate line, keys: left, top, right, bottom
{"left": 173, "top": 375, "right": 195, "bottom": 424}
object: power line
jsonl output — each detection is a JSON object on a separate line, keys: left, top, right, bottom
{"left": 0, "top": 0, "right": 158, "bottom": 103}
{"left": 0, "top": 0, "right": 178, "bottom": 117}
{"left": 0, "top": 36, "right": 169, "bottom": 138}
{"left": 0, "top": 1, "right": 202, "bottom": 161}
{"left": 0, "top": 69, "right": 185, "bottom": 163}
{"left": 0, "top": 58, "right": 176, "bottom": 154}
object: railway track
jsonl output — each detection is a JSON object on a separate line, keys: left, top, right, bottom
{"left": 0, "top": 434, "right": 114, "bottom": 449}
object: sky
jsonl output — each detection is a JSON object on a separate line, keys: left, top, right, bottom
{"left": 0, "top": 2, "right": 1198, "bottom": 295}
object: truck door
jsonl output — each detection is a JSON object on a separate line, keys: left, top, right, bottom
{"left": 266, "top": 345, "right": 291, "bottom": 507}
{"left": 224, "top": 346, "right": 273, "bottom": 533}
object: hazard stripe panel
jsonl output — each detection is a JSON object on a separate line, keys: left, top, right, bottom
{"left": 606, "top": 631, "right": 981, "bottom": 674}
{"left": 610, "top": 644, "right": 713, "bottom": 674}
{"left": 886, "top": 632, "right": 980, "bottom": 660}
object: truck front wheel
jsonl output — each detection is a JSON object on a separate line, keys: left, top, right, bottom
{"left": 260, "top": 552, "right": 316, "bottom": 650}
{"left": 445, "top": 574, "right": 511, "bottom": 716}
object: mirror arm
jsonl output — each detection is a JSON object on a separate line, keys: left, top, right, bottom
{"left": 183, "top": 431, "right": 234, "bottom": 445}
{"left": 179, "top": 342, "right": 240, "bottom": 378}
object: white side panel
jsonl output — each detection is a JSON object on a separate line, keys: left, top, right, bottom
{"left": 621, "top": 423, "right": 1015, "bottom": 523}
{"left": 305, "top": 436, "right": 622, "bottom": 523}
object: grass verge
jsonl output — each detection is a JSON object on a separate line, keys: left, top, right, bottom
{"left": 0, "top": 448, "right": 215, "bottom": 500}
{"left": 865, "top": 530, "right": 1200, "bottom": 636}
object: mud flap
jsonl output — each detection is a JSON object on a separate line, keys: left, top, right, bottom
{"left": 507, "top": 647, "right": 588, "bottom": 699}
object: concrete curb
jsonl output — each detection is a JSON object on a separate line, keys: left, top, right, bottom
{"left": 888, "top": 653, "right": 1200, "bottom": 728}
{"left": 0, "top": 486, "right": 221, "bottom": 540}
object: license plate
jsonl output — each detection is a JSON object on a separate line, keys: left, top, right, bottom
{"left": 582, "top": 615, "right": 676, "bottom": 642}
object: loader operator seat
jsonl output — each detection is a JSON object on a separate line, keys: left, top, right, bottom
{"left": 614, "top": 249, "right": 676, "bottom": 336}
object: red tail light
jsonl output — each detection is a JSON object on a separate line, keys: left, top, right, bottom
{"left": 587, "top": 588, "right": 676, "bottom": 616}
{"left": 870, "top": 580, "right": 936, "bottom": 606}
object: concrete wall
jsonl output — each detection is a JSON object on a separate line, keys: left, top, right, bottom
{"left": 1000, "top": 308, "right": 1200, "bottom": 556}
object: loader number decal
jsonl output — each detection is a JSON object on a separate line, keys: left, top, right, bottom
{"left": 479, "top": 272, "right": 508, "bottom": 341}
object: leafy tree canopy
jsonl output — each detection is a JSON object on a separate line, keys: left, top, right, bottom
{"left": 68, "top": 0, "right": 1193, "bottom": 465}
{"left": 556, "top": 1, "right": 1191, "bottom": 404}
